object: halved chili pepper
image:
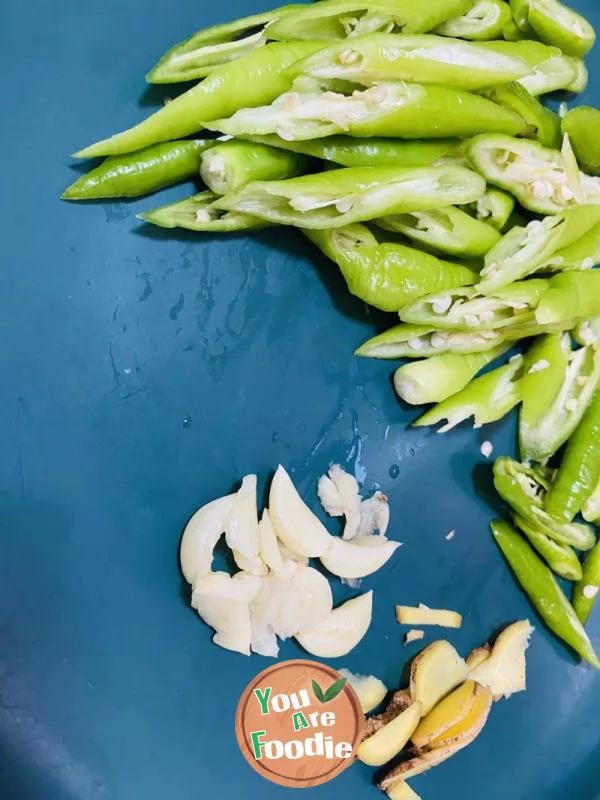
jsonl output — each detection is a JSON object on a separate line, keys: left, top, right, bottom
{"left": 138, "top": 191, "right": 267, "bottom": 232}
{"left": 572, "top": 543, "right": 600, "bottom": 625}
{"left": 513, "top": 515, "right": 583, "bottom": 581}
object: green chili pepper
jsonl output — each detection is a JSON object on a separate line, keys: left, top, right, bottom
{"left": 62, "top": 140, "right": 214, "bottom": 200}
{"left": 356, "top": 324, "right": 507, "bottom": 358}
{"left": 567, "top": 59, "right": 589, "bottom": 93}
{"left": 509, "top": 0, "right": 534, "bottom": 33}
{"left": 545, "top": 390, "right": 600, "bottom": 522}
{"left": 435, "top": 0, "right": 512, "bottom": 40}
{"left": 376, "top": 206, "right": 500, "bottom": 258}
{"left": 400, "top": 279, "right": 548, "bottom": 330}
{"left": 138, "top": 191, "right": 266, "bottom": 233}
{"left": 267, "top": 0, "right": 474, "bottom": 41}
{"left": 146, "top": 5, "right": 303, "bottom": 83}
{"left": 536, "top": 272, "right": 600, "bottom": 327}
{"left": 477, "top": 206, "right": 600, "bottom": 293}
{"left": 244, "top": 135, "right": 465, "bottom": 168}
{"left": 562, "top": 107, "right": 600, "bottom": 176}
{"left": 482, "top": 82, "right": 561, "bottom": 148}
{"left": 539, "top": 222, "right": 600, "bottom": 273}
{"left": 467, "top": 187, "right": 515, "bottom": 230}
{"left": 291, "top": 34, "right": 532, "bottom": 90}
{"left": 213, "top": 164, "right": 486, "bottom": 229}
{"left": 575, "top": 317, "right": 600, "bottom": 347}
{"left": 513, "top": 515, "right": 583, "bottom": 581}
{"left": 503, "top": 18, "right": 527, "bottom": 41}
{"left": 208, "top": 81, "right": 528, "bottom": 141}
{"left": 306, "top": 224, "right": 478, "bottom": 311}
{"left": 466, "top": 134, "right": 600, "bottom": 216}
{"left": 414, "top": 355, "right": 523, "bottom": 431}
{"left": 582, "top": 483, "right": 600, "bottom": 524}
{"left": 393, "top": 345, "right": 510, "bottom": 404}
{"left": 480, "top": 39, "right": 578, "bottom": 95}
{"left": 493, "top": 457, "right": 596, "bottom": 550}
{"left": 74, "top": 41, "right": 324, "bottom": 159}
{"left": 491, "top": 519, "right": 600, "bottom": 667}
{"left": 199, "top": 140, "right": 310, "bottom": 195}
{"left": 520, "top": 335, "right": 600, "bottom": 463}
{"left": 572, "top": 543, "right": 600, "bottom": 624}
{"left": 525, "top": 0, "right": 596, "bottom": 58}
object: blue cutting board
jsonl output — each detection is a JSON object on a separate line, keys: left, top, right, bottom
{"left": 0, "top": 1, "right": 599, "bottom": 798}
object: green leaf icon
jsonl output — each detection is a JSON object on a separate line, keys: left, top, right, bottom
{"left": 312, "top": 679, "right": 326, "bottom": 703}
{"left": 323, "top": 677, "right": 347, "bottom": 703}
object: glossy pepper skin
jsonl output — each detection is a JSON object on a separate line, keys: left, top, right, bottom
{"left": 267, "top": 0, "right": 474, "bottom": 40}
{"left": 572, "top": 543, "right": 600, "bottom": 624}
{"left": 393, "top": 345, "right": 510, "bottom": 405}
{"left": 536, "top": 272, "right": 600, "bottom": 327}
{"left": 399, "top": 279, "right": 549, "bottom": 331}
{"left": 214, "top": 164, "right": 486, "bottom": 229}
{"left": 493, "top": 457, "right": 596, "bottom": 550}
{"left": 513, "top": 515, "right": 583, "bottom": 581}
{"left": 244, "top": 135, "right": 465, "bottom": 168}
{"left": 540, "top": 221, "right": 600, "bottom": 272}
{"left": 435, "top": 0, "right": 512, "bottom": 40}
{"left": 290, "top": 34, "right": 532, "bottom": 90}
{"left": 481, "top": 39, "right": 579, "bottom": 95}
{"left": 74, "top": 41, "right": 324, "bottom": 159}
{"left": 146, "top": 5, "right": 302, "bottom": 83}
{"left": 467, "top": 187, "right": 515, "bottom": 230}
{"left": 62, "top": 140, "right": 214, "bottom": 200}
{"left": 524, "top": 0, "right": 596, "bottom": 58}
{"left": 209, "top": 82, "right": 529, "bottom": 141}
{"left": 377, "top": 206, "right": 500, "bottom": 258}
{"left": 562, "top": 107, "right": 600, "bottom": 176}
{"left": 138, "top": 191, "right": 267, "bottom": 233}
{"left": 305, "top": 224, "right": 478, "bottom": 311}
{"left": 482, "top": 82, "right": 561, "bottom": 148}
{"left": 414, "top": 356, "right": 523, "bottom": 431}
{"left": 545, "top": 390, "right": 600, "bottom": 522}
{"left": 520, "top": 335, "right": 600, "bottom": 463}
{"left": 491, "top": 520, "right": 600, "bottom": 668}
{"left": 199, "top": 140, "right": 310, "bottom": 195}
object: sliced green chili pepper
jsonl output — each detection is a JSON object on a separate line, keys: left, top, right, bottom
{"left": 138, "top": 191, "right": 266, "bottom": 232}
{"left": 74, "top": 41, "right": 324, "bottom": 159}
{"left": 545, "top": 390, "right": 600, "bottom": 522}
{"left": 525, "top": 0, "right": 596, "bottom": 58}
{"left": 267, "top": 0, "right": 474, "bottom": 40}
{"left": 200, "top": 140, "right": 310, "bottom": 195}
{"left": 214, "top": 164, "right": 486, "bottom": 229}
{"left": 466, "top": 134, "right": 600, "bottom": 216}
{"left": 244, "top": 135, "right": 465, "bottom": 168}
{"left": 414, "top": 355, "right": 523, "bottom": 431}
{"left": 356, "top": 324, "right": 507, "bottom": 358}
{"left": 503, "top": 18, "right": 527, "bottom": 41}
{"left": 582, "top": 482, "right": 600, "bottom": 524}
{"left": 306, "top": 224, "right": 479, "bottom": 311}
{"left": 491, "top": 519, "right": 600, "bottom": 668}
{"left": 62, "top": 140, "right": 214, "bottom": 200}
{"left": 482, "top": 82, "right": 561, "bottom": 148}
{"left": 567, "top": 59, "right": 589, "bottom": 93}
{"left": 539, "top": 222, "right": 600, "bottom": 273}
{"left": 146, "top": 5, "right": 302, "bottom": 83}
{"left": 493, "top": 457, "right": 596, "bottom": 550}
{"left": 513, "top": 515, "right": 583, "bottom": 581}
{"left": 562, "top": 107, "right": 600, "bottom": 176}
{"left": 575, "top": 317, "right": 600, "bottom": 347}
{"left": 480, "top": 39, "right": 578, "bottom": 95}
{"left": 435, "top": 0, "right": 512, "bottom": 40}
{"left": 400, "top": 279, "right": 548, "bottom": 330}
{"left": 376, "top": 206, "right": 500, "bottom": 258}
{"left": 478, "top": 206, "right": 600, "bottom": 293}
{"left": 467, "top": 187, "right": 515, "bottom": 230}
{"left": 209, "top": 82, "right": 528, "bottom": 141}
{"left": 520, "top": 335, "right": 600, "bottom": 463}
{"left": 509, "top": 0, "right": 534, "bottom": 33}
{"left": 393, "top": 345, "right": 510, "bottom": 405}
{"left": 291, "top": 34, "right": 532, "bottom": 90}
{"left": 572, "top": 543, "right": 600, "bottom": 624}
{"left": 536, "top": 272, "right": 600, "bottom": 327}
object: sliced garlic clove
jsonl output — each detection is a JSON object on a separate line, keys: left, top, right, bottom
{"left": 357, "top": 491, "right": 390, "bottom": 537}
{"left": 269, "top": 465, "right": 332, "bottom": 557}
{"left": 320, "top": 535, "right": 400, "bottom": 579}
{"left": 269, "top": 564, "right": 333, "bottom": 640}
{"left": 258, "top": 509, "right": 294, "bottom": 578}
{"left": 180, "top": 493, "right": 237, "bottom": 584}
{"left": 225, "top": 475, "right": 266, "bottom": 576}
{"left": 250, "top": 577, "right": 280, "bottom": 658}
{"left": 295, "top": 591, "right": 373, "bottom": 658}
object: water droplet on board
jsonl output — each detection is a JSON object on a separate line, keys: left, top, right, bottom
{"left": 183, "top": 417, "right": 192, "bottom": 428}
{"left": 389, "top": 464, "right": 400, "bottom": 479}
{"left": 409, "top": 448, "right": 415, "bottom": 457}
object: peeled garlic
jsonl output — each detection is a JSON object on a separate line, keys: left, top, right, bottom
{"left": 180, "top": 493, "right": 238, "bottom": 584}
{"left": 270, "top": 465, "right": 332, "bottom": 557}
{"left": 225, "top": 475, "right": 265, "bottom": 575}
{"left": 321, "top": 535, "right": 400, "bottom": 579}
{"left": 295, "top": 591, "right": 373, "bottom": 658}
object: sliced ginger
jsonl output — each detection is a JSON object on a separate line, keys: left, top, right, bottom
{"left": 411, "top": 680, "right": 477, "bottom": 750}
{"left": 397, "top": 604, "right": 462, "bottom": 628}
{"left": 409, "top": 640, "right": 468, "bottom": 716}
{"left": 429, "top": 683, "right": 493, "bottom": 749}
{"left": 357, "top": 701, "right": 422, "bottom": 767}
{"left": 469, "top": 620, "right": 534, "bottom": 700}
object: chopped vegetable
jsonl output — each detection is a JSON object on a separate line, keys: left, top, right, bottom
{"left": 397, "top": 604, "right": 463, "bottom": 627}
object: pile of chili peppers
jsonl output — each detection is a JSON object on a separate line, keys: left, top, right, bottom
{"left": 64, "top": 0, "right": 600, "bottom": 667}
